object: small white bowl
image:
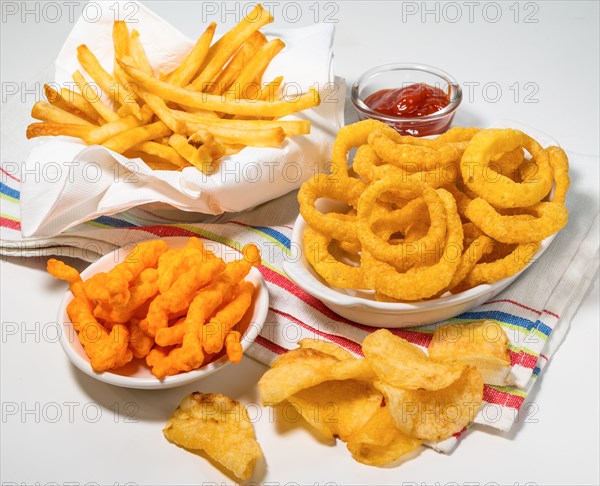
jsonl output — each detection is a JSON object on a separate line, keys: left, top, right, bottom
{"left": 58, "top": 237, "right": 269, "bottom": 389}
{"left": 283, "top": 121, "right": 559, "bottom": 328}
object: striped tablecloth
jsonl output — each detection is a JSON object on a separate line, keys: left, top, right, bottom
{"left": 1, "top": 151, "right": 598, "bottom": 452}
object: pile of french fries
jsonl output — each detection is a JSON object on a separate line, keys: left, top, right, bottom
{"left": 26, "top": 4, "right": 320, "bottom": 173}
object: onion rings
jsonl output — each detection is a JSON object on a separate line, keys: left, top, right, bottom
{"left": 361, "top": 189, "right": 464, "bottom": 301}
{"left": 297, "top": 120, "right": 569, "bottom": 301}
{"left": 465, "top": 198, "right": 568, "bottom": 243}
{"left": 460, "top": 128, "right": 553, "bottom": 208}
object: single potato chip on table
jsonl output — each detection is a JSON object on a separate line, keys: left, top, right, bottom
{"left": 164, "top": 392, "right": 263, "bottom": 481}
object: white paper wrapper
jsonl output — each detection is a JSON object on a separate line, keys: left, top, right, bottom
{"left": 21, "top": 1, "right": 343, "bottom": 237}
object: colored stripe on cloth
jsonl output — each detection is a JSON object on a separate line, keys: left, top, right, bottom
{"left": 0, "top": 215, "right": 20, "bottom": 231}
{"left": 0, "top": 166, "right": 20, "bottom": 182}
{"left": 0, "top": 182, "right": 20, "bottom": 200}
{"left": 88, "top": 216, "right": 139, "bottom": 229}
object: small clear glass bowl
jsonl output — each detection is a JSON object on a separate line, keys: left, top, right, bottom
{"left": 351, "top": 63, "right": 462, "bottom": 136}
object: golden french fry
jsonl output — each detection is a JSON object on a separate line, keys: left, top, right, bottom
{"left": 187, "top": 127, "right": 214, "bottom": 145}
{"left": 102, "top": 121, "right": 172, "bottom": 153}
{"left": 224, "top": 144, "right": 246, "bottom": 156}
{"left": 77, "top": 44, "right": 142, "bottom": 119}
{"left": 187, "top": 128, "right": 227, "bottom": 160}
{"left": 116, "top": 103, "right": 154, "bottom": 123}
{"left": 72, "top": 70, "right": 120, "bottom": 123}
{"left": 189, "top": 4, "right": 273, "bottom": 90}
{"left": 124, "top": 150, "right": 183, "bottom": 171}
{"left": 144, "top": 160, "right": 182, "bottom": 171}
{"left": 121, "top": 60, "right": 320, "bottom": 117}
{"left": 113, "top": 22, "right": 141, "bottom": 100}
{"left": 112, "top": 20, "right": 130, "bottom": 59}
{"left": 178, "top": 112, "right": 310, "bottom": 136}
{"left": 177, "top": 105, "right": 222, "bottom": 118}
{"left": 132, "top": 141, "right": 189, "bottom": 168}
{"left": 167, "top": 133, "right": 198, "bottom": 161}
{"left": 112, "top": 20, "right": 133, "bottom": 84}
{"left": 26, "top": 122, "right": 94, "bottom": 141}
{"left": 194, "top": 125, "right": 285, "bottom": 147}
{"left": 211, "top": 31, "right": 267, "bottom": 95}
{"left": 113, "top": 65, "right": 134, "bottom": 95}
{"left": 230, "top": 75, "right": 284, "bottom": 121}
{"left": 31, "top": 101, "right": 96, "bottom": 126}
{"left": 86, "top": 115, "right": 141, "bottom": 145}
{"left": 229, "top": 75, "right": 284, "bottom": 121}
{"left": 231, "top": 39, "right": 285, "bottom": 99}
{"left": 188, "top": 130, "right": 227, "bottom": 162}
{"left": 259, "top": 75, "right": 283, "bottom": 101}
{"left": 166, "top": 22, "right": 216, "bottom": 87}
{"left": 168, "top": 134, "right": 214, "bottom": 173}
{"left": 129, "top": 29, "right": 154, "bottom": 76}
{"left": 59, "top": 87, "right": 102, "bottom": 122}
{"left": 140, "top": 92, "right": 183, "bottom": 132}
{"left": 44, "top": 85, "right": 99, "bottom": 124}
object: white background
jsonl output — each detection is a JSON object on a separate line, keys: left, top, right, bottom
{"left": 1, "top": 1, "right": 599, "bottom": 485}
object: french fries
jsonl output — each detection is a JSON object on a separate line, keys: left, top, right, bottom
{"left": 129, "top": 29, "right": 154, "bottom": 76}
{"left": 189, "top": 4, "right": 273, "bottom": 90}
{"left": 165, "top": 22, "right": 216, "bottom": 87}
{"left": 43, "top": 84, "right": 99, "bottom": 123}
{"left": 72, "top": 70, "right": 121, "bottom": 123}
{"left": 26, "top": 4, "right": 319, "bottom": 174}
{"left": 120, "top": 60, "right": 319, "bottom": 118}
{"left": 26, "top": 122, "right": 95, "bottom": 141}
{"left": 103, "top": 121, "right": 172, "bottom": 153}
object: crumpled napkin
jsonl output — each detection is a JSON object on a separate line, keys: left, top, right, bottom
{"left": 20, "top": 0, "right": 344, "bottom": 238}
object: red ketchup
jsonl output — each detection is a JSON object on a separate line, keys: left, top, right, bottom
{"left": 364, "top": 83, "right": 452, "bottom": 136}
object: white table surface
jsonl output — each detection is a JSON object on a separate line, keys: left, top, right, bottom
{"left": 1, "top": 1, "right": 599, "bottom": 485}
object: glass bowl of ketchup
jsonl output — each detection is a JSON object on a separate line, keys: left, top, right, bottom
{"left": 351, "top": 63, "right": 462, "bottom": 136}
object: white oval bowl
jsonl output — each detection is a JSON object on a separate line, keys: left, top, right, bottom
{"left": 58, "top": 237, "right": 269, "bottom": 389}
{"left": 285, "top": 213, "right": 555, "bottom": 328}
{"left": 283, "top": 121, "right": 560, "bottom": 328}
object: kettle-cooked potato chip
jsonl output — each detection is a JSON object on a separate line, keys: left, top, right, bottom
{"left": 362, "top": 329, "right": 466, "bottom": 391}
{"left": 297, "top": 338, "right": 356, "bottom": 361}
{"left": 163, "top": 392, "right": 263, "bottom": 481}
{"left": 375, "top": 366, "right": 483, "bottom": 442}
{"left": 258, "top": 348, "right": 376, "bottom": 405}
{"left": 286, "top": 379, "right": 382, "bottom": 441}
{"left": 346, "top": 406, "right": 422, "bottom": 466}
{"left": 428, "top": 321, "right": 511, "bottom": 385}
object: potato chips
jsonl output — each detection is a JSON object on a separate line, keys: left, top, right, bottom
{"left": 48, "top": 237, "right": 259, "bottom": 377}
{"left": 258, "top": 327, "right": 499, "bottom": 467}
{"left": 428, "top": 321, "right": 511, "bottom": 385}
{"left": 164, "top": 392, "right": 263, "bottom": 481}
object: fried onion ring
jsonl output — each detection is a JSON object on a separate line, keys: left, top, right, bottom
{"left": 303, "top": 226, "right": 365, "bottom": 289}
{"left": 456, "top": 241, "right": 541, "bottom": 291}
{"left": 465, "top": 198, "right": 568, "bottom": 243}
{"left": 368, "top": 129, "right": 461, "bottom": 172}
{"left": 357, "top": 177, "right": 447, "bottom": 268}
{"left": 460, "top": 129, "right": 553, "bottom": 208}
{"left": 361, "top": 189, "right": 464, "bottom": 300}
{"left": 298, "top": 173, "right": 367, "bottom": 244}
{"left": 546, "top": 146, "right": 570, "bottom": 204}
